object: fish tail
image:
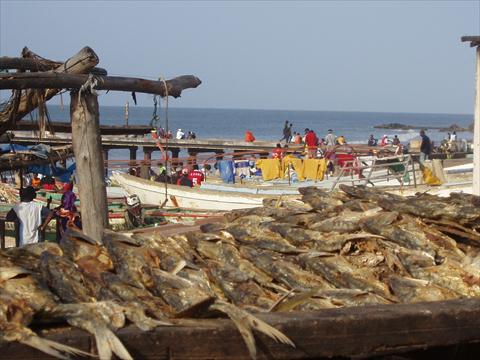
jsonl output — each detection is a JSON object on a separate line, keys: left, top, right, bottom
{"left": 211, "top": 301, "right": 257, "bottom": 359}
{"left": 20, "top": 330, "right": 91, "bottom": 359}
{"left": 94, "top": 326, "right": 133, "bottom": 360}
{"left": 211, "top": 301, "right": 295, "bottom": 359}
{"left": 0, "top": 266, "right": 30, "bottom": 281}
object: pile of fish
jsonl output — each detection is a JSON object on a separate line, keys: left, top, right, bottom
{"left": 1, "top": 184, "right": 480, "bottom": 359}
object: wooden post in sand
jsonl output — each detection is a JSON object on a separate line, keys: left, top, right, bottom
{"left": 70, "top": 89, "right": 108, "bottom": 241}
{"left": 461, "top": 36, "right": 480, "bottom": 196}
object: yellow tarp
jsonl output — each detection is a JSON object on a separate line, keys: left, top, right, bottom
{"left": 256, "top": 159, "right": 282, "bottom": 181}
{"left": 422, "top": 166, "right": 442, "bottom": 186}
{"left": 302, "top": 158, "right": 327, "bottom": 181}
{"left": 282, "top": 155, "right": 305, "bottom": 181}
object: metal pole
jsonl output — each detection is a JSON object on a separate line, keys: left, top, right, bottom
{"left": 411, "top": 156, "right": 417, "bottom": 188}
{"left": 125, "top": 101, "right": 129, "bottom": 126}
{"left": 473, "top": 47, "right": 480, "bottom": 196}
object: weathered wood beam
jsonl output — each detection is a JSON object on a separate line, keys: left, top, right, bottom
{"left": 70, "top": 90, "right": 108, "bottom": 241}
{"left": 0, "top": 46, "right": 100, "bottom": 135}
{"left": 0, "top": 56, "right": 107, "bottom": 75}
{"left": 0, "top": 73, "right": 202, "bottom": 98}
{"left": 461, "top": 35, "right": 480, "bottom": 47}
{"left": 15, "top": 120, "right": 152, "bottom": 135}
{"left": 4, "top": 298, "right": 480, "bottom": 359}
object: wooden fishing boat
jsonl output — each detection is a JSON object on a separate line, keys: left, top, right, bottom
{"left": 111, "top": 171, "right": 292, "bottom": 211}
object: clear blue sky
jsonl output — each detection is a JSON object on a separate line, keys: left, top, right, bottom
{"left": 0, "top": 0, "right": 479, "bottom": 114}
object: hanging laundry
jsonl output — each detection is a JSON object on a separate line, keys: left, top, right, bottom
{"left": 302, "top": 159, "right": 327, "bottom": 181}
{"left": 255, "top": 159, "right": 282, "bottom": 181}
{"left": 218, "top": 160, "right": 235, "bottom": 183}
{"left": 234, "top": 160, "right": 251, "bottom": 178}
{"left": 282, "top": 155, "right": 305, "bottom": 181}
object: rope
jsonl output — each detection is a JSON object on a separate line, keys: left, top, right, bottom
{"left": 150, "top": 95, "right": 160, "bottom": 127}
{"left": 160, "top": 76, "right": 169, "bottom": 206}
{"left": 78, "top": 73, "right": 103, "bottom": 101}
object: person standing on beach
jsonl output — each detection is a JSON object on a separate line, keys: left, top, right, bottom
{"left": 305, "top": 129, "right": 318, "bottom": 158}
{"left": 272, "top": 143, "right": 284, "bottom": 159}
{"left": 279, "top": 120, "right": 289, "bottom": 142}
{"left": 367, "top": 135, "right": 377, "bottom": 146}
{"left": 392, "top": 135, "right": 400, "bottom": 146}
{"left": 325, "top": 129, "right": 335, "bottom": 146}
{"left": 294, "top": 132, "right": 302, "bottom": 144}
{"left": 286, "top": 123, "right": 293, "bottom": 143}
{"left": 6, "top": 186, "right": 51, "bottom": 246}
{"left": 380, "top": 135, "right": 389, "bottom": 146}
{"left": 419, "top": 129, "right": 431, "bottom": 164}
{"left": 336, "top": 135, "right": 346, "bottom": 145}
{"left": 245, "top": 130, "right": 255, "bottom": 142}
{"left": 176, "top": 129, "right": 185, "bottom": 140}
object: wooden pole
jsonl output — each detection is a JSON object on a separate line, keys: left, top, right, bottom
{"left": 129, "top": 147, "right": 137, "bottom": 175}
{"left": 140, "top": 148, "right": 152, "bottom": 179}
{"left": 70, "top": 90, "right": 108, "bottom": 241}
{"left": 0, "top": 73, "right": 202, "bottom": 98}
{"left": 473, "top": 46, "right": 480, "bottom": 196}
{"left": 103, "top": 148, "right": 109, "bottom": 177}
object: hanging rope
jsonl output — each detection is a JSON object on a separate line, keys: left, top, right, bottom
{"left": 150, "top": 95, "right": 160, "bottom": 128}
{"left": 160, "top": 77, "right": 170, "bottom": 207}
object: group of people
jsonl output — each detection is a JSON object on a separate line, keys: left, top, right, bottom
{"left": 175, "top": 129, "right": 197, "bottom": 140}
{"left": 7, "top": 177, "right": 81, "bottom": 247}
{"left": 154, "top": 164, "right": 205, "bottom": 188}
{"left": 245, "top": 124, "right": 348, "bottom": 149}
{"left": 368, "top": 134, "right": 401, "bottom": 147}
{"left": 29, "top": 173, "right": 57, "bottom": 191}
{"left": 151, "top": 128, "right": 197, "bottom": 141}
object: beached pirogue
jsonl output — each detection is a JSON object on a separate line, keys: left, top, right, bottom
{"left": 0, "top": 185, "right": 480, "bottom": 359}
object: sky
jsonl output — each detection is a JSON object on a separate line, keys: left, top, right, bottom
{"left": 0, "top": 0, "right": 479, "bottom": 114}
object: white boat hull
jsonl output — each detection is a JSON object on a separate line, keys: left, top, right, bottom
{"left": 111, "top": 172, "right": 269, "bottom": 211}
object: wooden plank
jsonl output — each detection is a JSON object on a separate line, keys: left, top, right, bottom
{"left": 70, "top": 90, "right": 108, "bottom": 241}
{"left": 0, "top": 73, "right": 202, "bottom": 98}
{"left": 461, "top": 36, "right": 480, "bottom": 47}
{"left": 3, "top": 298, "right": 480, "bottom": 359}
{"left": 14, "top": 120, "right": 152, "bottom": 135}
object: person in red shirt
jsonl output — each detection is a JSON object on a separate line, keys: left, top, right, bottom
{"left": 188, "top": 165, "right": 205, "bottom": 186}
{"left": 304, "top": 129, "right": 318, "bottom": 158}
{"left": 271, "top": 143, "right": 284, "bottom": 159}
{"left": 245, "top": 130, "right": 255, "bottom": 142}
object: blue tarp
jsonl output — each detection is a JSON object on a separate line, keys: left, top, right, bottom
{"left": 0, "top": 144, "right": 29, "bottom": 153}
{"left": 0, "top": 144, "right": 52, "bottom": 159}
{"left": 27, "top": 163, "right": 76, "bottom": 183}
{"left": 218, "top": 160, "right": 235, "bottom": 184}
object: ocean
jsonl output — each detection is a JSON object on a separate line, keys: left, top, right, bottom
{"left": 42, "top": 105, "right": 473, "bottom": 162}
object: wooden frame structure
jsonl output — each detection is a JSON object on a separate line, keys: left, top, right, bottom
{"left": 0, "top": 46, "right": 201, "bottom": 240}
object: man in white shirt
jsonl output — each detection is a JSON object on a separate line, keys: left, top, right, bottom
{"left": 6, "top": 186, "right": 51, "bottom": 246}
{"left": 325, "top": 129, "right": 336, "bottom": 146}
{"left": 176, "top": 129, "right": 185, "bottom": 140}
